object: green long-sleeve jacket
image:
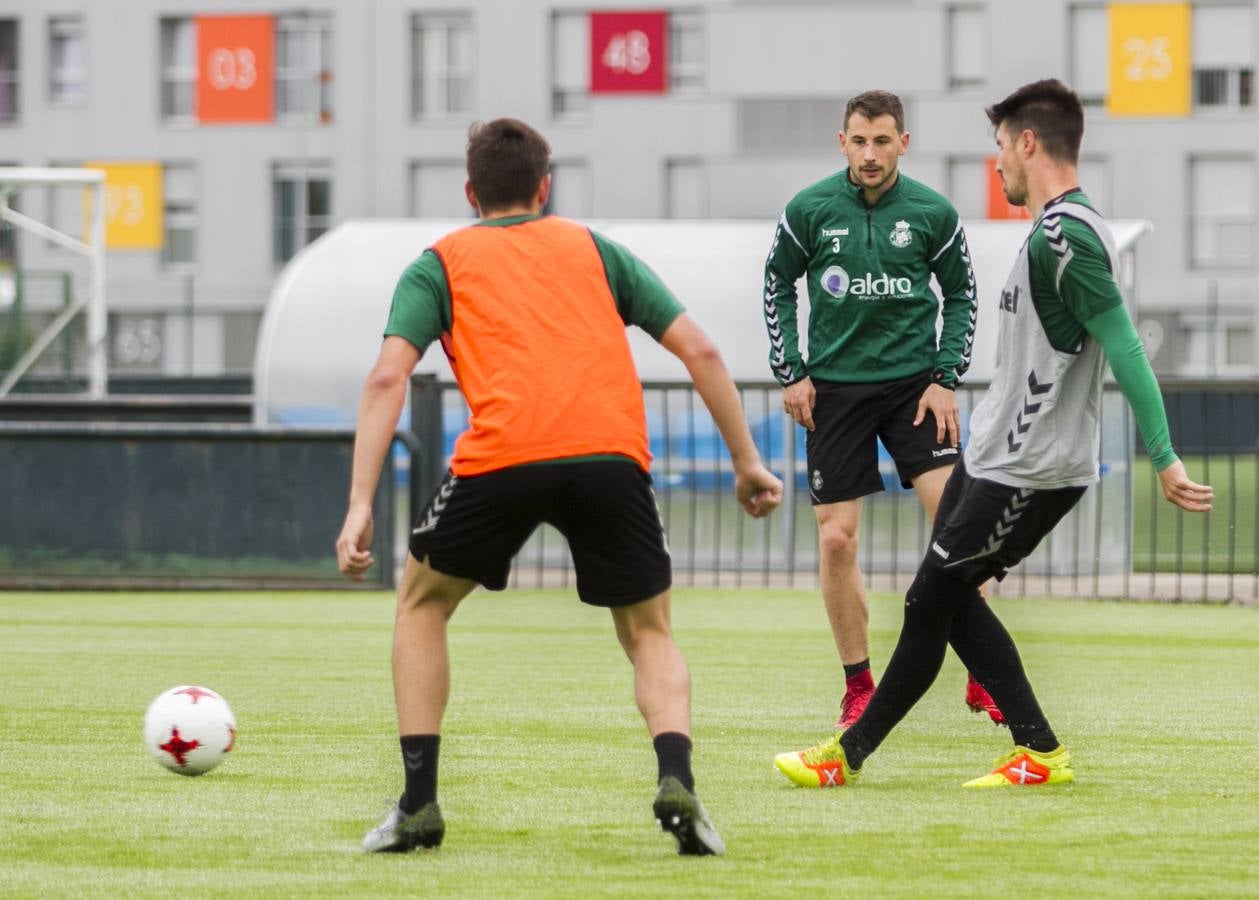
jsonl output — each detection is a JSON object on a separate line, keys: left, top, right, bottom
{"left": 764, "top": 170, "right": 978, "bottom": 387}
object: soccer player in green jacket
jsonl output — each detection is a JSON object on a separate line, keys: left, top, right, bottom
{"left": 774, "top": 79, "right": 1212, "bottom": 789}
{"left": 763, "top": 89, "right": 1002, "bottom": 729}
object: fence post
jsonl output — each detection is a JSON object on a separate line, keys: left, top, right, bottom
{"left": 408, "top": 372, "right": 445, "bottom": 524}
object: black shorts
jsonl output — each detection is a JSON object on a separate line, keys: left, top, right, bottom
{"left": 806, "top": 371, "right": 960, "bottom": 504}
{"left": 408, "top": 459, "right": 672, "bottom": 608}
{"left": 923, "top": 458, "right": 1088, "bottom": 585}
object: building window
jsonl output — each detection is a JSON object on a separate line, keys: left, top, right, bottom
{"left": 738, "top": 98, "right": 846, "bottom": 152}
{"left": 1069, "top": 4, "right": 1107, "bottom": 107}
{"left": 162, "top": 164, "right": 197, "bottom": 267}
{"left": 542, "top": 161, "right": 592, "bottom": 218}
{"left": 0, "top": 19, "right": 19, "bottom": 123}
{"left": 1192, "top": 4, "right": 1254, "bottom": 111}
{"left": 412, "top": 14, "right": 474, "bottom": 119}
{"left": 1226, "top": 324, "right": 1255, "bottom": 368}
{"left": 160, "top": 17, "right": 196, "bottom": 121}
{"left": 665, "top": 158, "right": 707, "bottom": 218}
{"left": 273, "top": 163, "right": 332, "bottom": 264}
{"left": 551, "top": 12, "right": 588, "bottom": 118}
{"left": 410, "top": 161, "right": 473, "bottom": 218}
{"left": 669, "top": 11, "right": 705, "bottom": 92}
{"left": 945, "top": 157, "right": 988, "bottom": 219}
{"left": 1189, "top": 156, "right": 1254, "bottom": 268}
{"left": 947, "top": 5, "right": 987, "bottom": 89}
{"left": 276, "top": 13, "right": 333, "bottom": 123}
{"left": 50, "top": 17, "right": 86, "bottom": 106}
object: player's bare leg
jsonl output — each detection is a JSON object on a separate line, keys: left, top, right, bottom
{"left": 611, "top": 589, "right": 690, "bottom": 736}
{"left": 363, "top": 554, "right": 475, "bottom": 853}
{"left": 393, "top": 554, "right": 476, "bottom": 734}
{"left": 911, "top": 466, "right": 1005, "bottom": 726}
{"left": 815, "top": 499, "right": 874, "bottom": 728}
{"left": 611, "top": 590, "right": 723, "bottom": 856}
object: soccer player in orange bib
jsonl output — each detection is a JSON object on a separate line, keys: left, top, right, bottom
{"left": 337, "top": 118, "right": 782, "bottom": 855}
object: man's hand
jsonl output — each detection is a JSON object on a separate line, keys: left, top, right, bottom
{"left": 735, "top": 463, "right": 784, "bottom": 518}
{"left": 914, "top": 382, "right": 960, "bottom": 446}
{"left": 782, "top": 377, "right": 816, "bottom": 431}
{"left": 336, "top": 505, "right": 376, "bottom": 580}
{"left": 1157, "top": 460, "right": 1214, "bottom": 512}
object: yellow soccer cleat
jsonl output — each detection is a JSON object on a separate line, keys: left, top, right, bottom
{"left": 773, "top": 732, "right": 859, "bottom": 788}
{"left": 962, "top": 745, "right": 1074, "bottom": 788}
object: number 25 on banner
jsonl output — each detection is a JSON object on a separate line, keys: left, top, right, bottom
{"left": 589, "top": 11, "right": 667, "bottom": 94}
{"left": 1107, "top": 3, "right": 1190, "bottom": 117}
{"left": 196, "top": 15, "right": 274, "bottom": 123}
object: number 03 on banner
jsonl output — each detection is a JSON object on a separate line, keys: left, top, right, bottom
{"left": 196, "top": 15, "right": 274, "bottom": 123}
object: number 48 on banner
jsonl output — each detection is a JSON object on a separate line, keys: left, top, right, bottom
{"left": 589, "top": 11, "right": 668, "bottom": 94}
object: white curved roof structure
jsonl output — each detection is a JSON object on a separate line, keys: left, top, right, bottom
{"left": 254, "top": 218, "right": 1152, "bottom": 425}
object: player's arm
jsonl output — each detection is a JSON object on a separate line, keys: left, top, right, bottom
{"left": 1053, "top": 228, "right": 1213, "bottom": 512}
{"left": 764, "top": 204, "right": 818, "bottom": 429}
{"left": 1080, "top": 305, "right": 1212, "bottom": 511}
{"left": 659, "top": 314, "right": 783, "bottom": 518}
{"left": 337, "top": 336, "right": 422, "bottom": 579}
{"left": 337, "top": 252, "right": 449, "bottom": 578}
{"left": 926, "top": 211, "right": 977, "bottom": 390}
{"left": 591, "top": 230, "right": 783, "bottom": 517}
{"left": 916, "top": 211, "right": 976, "bottom": 445}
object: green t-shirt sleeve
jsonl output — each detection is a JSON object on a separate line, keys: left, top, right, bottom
{"left": 763, "top": 201, "right": 811, "bottom": 385}
{"left": 383, "top": 250, "right": 451, "bottom": 351}
{"left": 1044, "top": 216, "right": 1125, "bottom": 323}
{"left": 589, "top": 230, "right": 685, "bottom": 340}
{"left": 928, "top": 209, "right": 978, "bottom": 388}
{"left": 1081, "top": 303, "right": 1178, "bottom": 470}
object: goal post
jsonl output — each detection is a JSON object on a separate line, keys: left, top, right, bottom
{"left": 0, "top": 166, "right": 107, "bottom": 397}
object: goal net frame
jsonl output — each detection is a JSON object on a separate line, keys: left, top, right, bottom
{"left": 0, "top": 166, "right": 107, "bottom": 397}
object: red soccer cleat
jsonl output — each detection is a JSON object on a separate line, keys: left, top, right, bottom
{"left": 834, "top": 683, "right": 873, "bottom": 730}
{"left": 965, "top": 673, "right": 1006, "bottom": 726}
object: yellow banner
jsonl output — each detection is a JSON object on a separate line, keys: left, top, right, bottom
{"left": 1107, "top": 3, "right": 1191, "bottom": 117}
{"left": 83, "top": 162, "right": 164, "bottom": 249}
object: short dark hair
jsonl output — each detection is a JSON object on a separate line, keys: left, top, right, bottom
{"left": 985, "top": 79, "right": 1084, "bottom": 165}
{"left": 465, "top": 118, "right": 551, "bottom": 212}
{"left": 844, "top": 90, "right": 905, "bottom": 133}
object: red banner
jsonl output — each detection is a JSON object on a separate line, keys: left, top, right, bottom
{"left": 196, "top": 15, "right": 274, "bottom": 123}
{"left": 589, "top": 11, "right": 667, "bottom": 94}
{"left": 986, "top": 157, "right": 1031, "bottom": 220}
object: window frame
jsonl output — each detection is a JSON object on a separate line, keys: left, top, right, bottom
{"left": 274, "top": 12, "right": 334, "bottom": 124}
{"left": 0, "top": 18, "right": 21, "bottom": 124}
{"left": 159, "top": 16, "right": 197, "bottom": 123}
{"left": 411, "top": 12, "right": 475, "bottom": 121}
{"left": 1187, "top": 154, "right": 1256, "bottom": 271}
{"left": 272, "top": 161, "right": 334, "bottom": 266}
{"left": 49, "top": 15, "right": 86, "bottom": 107}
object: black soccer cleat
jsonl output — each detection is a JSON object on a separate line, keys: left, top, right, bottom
{"left": 652, "top": 776, "right": 725, "bottom": 856}
{"left": 362, "top": 800, "right": 445, "bottom": 852}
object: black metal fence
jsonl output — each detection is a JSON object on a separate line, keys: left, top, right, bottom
{"left": 408, "top": 375, "right": 1258, "bottom": 604}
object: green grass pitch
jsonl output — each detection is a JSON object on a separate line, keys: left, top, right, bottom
{"left": 3, "top": 588, "right": 1258, "bottom": 897}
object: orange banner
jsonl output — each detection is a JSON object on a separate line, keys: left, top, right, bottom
{"left": 196, "top": 15, "right": 274, "bottom": 123}
{"left": 986, "top": 157, "right": 1031, "bottom": 220}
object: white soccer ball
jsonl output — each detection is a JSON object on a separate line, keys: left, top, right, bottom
{"left": 143, "top": 685, "right": 237, "bottom": 776}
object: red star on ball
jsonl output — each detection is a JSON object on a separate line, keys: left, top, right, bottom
{"left": 159, "top": 727, "right": 201, "bottom": 766}
{"left": 174, "top": 686, "right": 217, "bottom": 704}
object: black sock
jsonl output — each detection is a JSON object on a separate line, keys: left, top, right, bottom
{"left": 653, "top": 732, "right": 694, "bottom": 792}
{"left": 843, "top": 659, "right": 871, "bottom": 679}
{"left": 947, "top": 594, "right": 1058, "bottom": 752}
{"left": 841, "top": 567, "right": 972, "bottom": 770}
{"left": 399, "top": 734, "right": 440, "bottom": 814}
